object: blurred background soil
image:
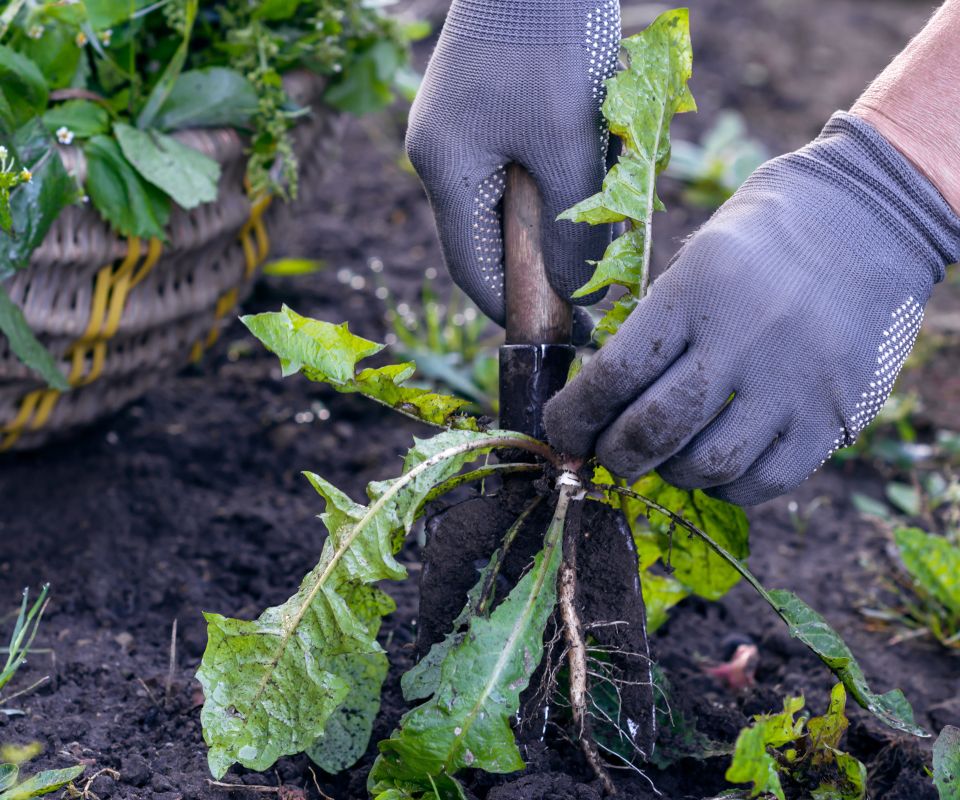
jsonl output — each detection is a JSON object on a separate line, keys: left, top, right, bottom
{"left": 0, "top": 1, "right": 957, "bottom": 798}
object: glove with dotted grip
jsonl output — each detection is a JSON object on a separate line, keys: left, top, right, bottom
{"left": 405, "top": 0, "right": 622, "bottom": 331}
{"left": 544, "top": 112, "right": 960, "bottom": 505}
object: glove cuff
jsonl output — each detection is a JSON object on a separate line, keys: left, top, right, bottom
{"left": 445, "top": 0, "right": 619, "bottom": 45}
{"left": 810, "top": 111, "right": 960, "bottom": 284}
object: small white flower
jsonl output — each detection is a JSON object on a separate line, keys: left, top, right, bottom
{"left": 100, "top": 28, "right": 112, "bottom": 45}
{"left": 19, "top": 169, "right": 32, "bottom": 183}
{"left": 27, "top": 24, "right": 44, "bottom": 39}
{"left": 75, "top": 30, "right": 87, "bottom": 46}
{"left": 0, "top": 146, "right": 8, "bottom": 160}
{"left": 56, "top": 127, "right": 75, "bottom": 145}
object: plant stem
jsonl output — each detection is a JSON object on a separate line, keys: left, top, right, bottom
{"left": 420, "top": 462, "right": 542, "bottom": 512}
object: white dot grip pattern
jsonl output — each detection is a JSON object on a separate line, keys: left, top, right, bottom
{"left": 587, "top": 0, "right": 620, "bottom": 156}
{"left": 822, "top": 295, "right": 923, "bottom": 466}
{"left": 472, "top": 166, "right": 507, "bottom": 297}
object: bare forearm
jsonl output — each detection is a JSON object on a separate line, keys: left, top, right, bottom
{"left": 851, "top": 0, "right": 960, "bottom": 214}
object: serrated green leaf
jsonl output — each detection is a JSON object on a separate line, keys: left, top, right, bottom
{"left": 84, "top": 135, "right": 170, "bottom": 239}
{"left": 369, "top": 490, "right": 573, "bottom": 799}
{"left": 243, "top": 305, "right": 383, "bottom": 380}
{"left": 198, "top": 428, "right": 540, "bottom": 778}
{"left": 725, "top": 695, "right": 805, "bottom": 800}
{"left": 633, "top": 472, "right": 750, "bottom": 601}
{"left": 400, "top": 501, "right": 537, "bottom": 706}
{"left": 115, "top": 123, "right": 220, "bottom": 210}
{"left": 934, "top": 726, "right": 960, "bottom": 800}
{"left": 811, "top": 748, "right": 866, "bottom": 800}
{"left": 242, "top": 306, "right": 477, "bottom": 430}
{"left": 726, "top": 686, "right": 864, "bottom": 800}
{"left": 570, "top": 228, "right": 644, "bottom": 298}
{"left": 768, "top": 590, "right": 926, "bottom": 737}
{"left": 0, "top": 765, "right": 84, "bottom": 800}
{"left": 894, "top": 528, "right": 960, "bottom": 618}
{"left": 560, "top": 8, "right": 695, "bottom": 337}
{"left": 400, "top": 558, "right": 492, "bottom": 704}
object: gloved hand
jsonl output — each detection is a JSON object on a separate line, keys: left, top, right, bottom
{"left": 544, "top": 112, "right": 960, "bottom": 505}
{"left": 405, "top": 0, "right": 621, "bottom": 329}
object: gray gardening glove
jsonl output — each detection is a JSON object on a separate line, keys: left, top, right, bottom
{"left": 545, "top": 112, "right": 960, "bottom": 505}
{"left": 406, "top": 0, "right": 621, "bottom": 330}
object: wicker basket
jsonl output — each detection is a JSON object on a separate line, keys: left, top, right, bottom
{"left": 0, "top": 71, "right": 340, "bottom": 452}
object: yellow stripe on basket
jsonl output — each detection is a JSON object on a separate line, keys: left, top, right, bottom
{"left": 1, "top": 237, "right": 162, "bottom": 450}
{"left": 191, "top": 191, "right": 272, "bottom": 363}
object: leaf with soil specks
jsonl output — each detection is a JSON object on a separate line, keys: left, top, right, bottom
{"left": 306, "top": 583, "right": 393, "bottom": 774}
{"left": 935, "top": 726, "right": 960, "bottom": 800}
{"left": 369, "top": 491, "right": 573, "bottom": 800}
{"left": 242, "top": 306, "right": 477, "bottom": 430}
{"left": 197, "top": 428, "right": 542, "bottom": 778}
{"left": 769, "top": 590, "right": 925, "bottom": 737}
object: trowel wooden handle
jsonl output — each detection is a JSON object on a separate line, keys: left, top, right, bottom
{"left": 503, "top": 164, "right": 573, "bottom": 345}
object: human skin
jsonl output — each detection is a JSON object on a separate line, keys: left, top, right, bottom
{"left": 851, "top": 0, "right": 960, "bottom": 215}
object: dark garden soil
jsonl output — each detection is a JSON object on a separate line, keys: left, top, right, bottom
{"left": 1, "top": 1, "right": 957, "bottom": 798}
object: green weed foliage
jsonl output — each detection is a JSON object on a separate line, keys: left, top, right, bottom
{"left": 0, "top": 0, "right": 409, "bottom": 384}
{"left": 726, "top": 685, "right": 866, "bottom": 800}
{"left": 198, "top": 10, "right": 922, "bottom": 797}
